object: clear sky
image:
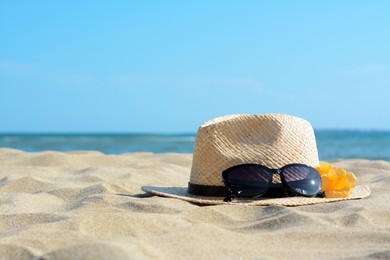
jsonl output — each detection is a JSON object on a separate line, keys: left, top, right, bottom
{"left": 1, "top": 1, "right": 389, "bottom": 133}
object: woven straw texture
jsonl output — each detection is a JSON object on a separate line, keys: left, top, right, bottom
{"left": 190, "top": 114, "right": 319, "bottom": 186}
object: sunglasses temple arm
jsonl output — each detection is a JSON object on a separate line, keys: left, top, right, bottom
{"left": 317, "top": 191, "right": 326, "bottom": 198}
{"left": 224, "top": 193, "right": 236, "bottom": 202}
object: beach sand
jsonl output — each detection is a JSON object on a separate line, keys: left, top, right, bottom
{"left": 0, "top": 148, "right": 389, "bottom": 259}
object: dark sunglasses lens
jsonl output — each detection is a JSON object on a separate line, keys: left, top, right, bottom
{"left": 224, "top": 165, "right": 272, "bottom": 197}
{"left": 282, "top": 165, "right": 321, "bottom": 196}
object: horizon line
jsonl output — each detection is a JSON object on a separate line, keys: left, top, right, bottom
{"left": 1, "top": 129, "right": 390, "bottom": 136}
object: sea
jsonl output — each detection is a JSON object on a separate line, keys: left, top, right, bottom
{"left": 1, "top": 130, "right": 389, "bottom": 162}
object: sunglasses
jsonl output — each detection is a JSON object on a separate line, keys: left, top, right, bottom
{"left": 222, "top": 163, "right": 324, "bottom": 202}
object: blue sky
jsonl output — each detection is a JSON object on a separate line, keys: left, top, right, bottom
{"left": 1, "top": 1, "right": 389, "bottom": 133}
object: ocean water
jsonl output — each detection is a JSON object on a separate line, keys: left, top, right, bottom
{"left": 0, "top": 131, "right": 389, "bottom": 162}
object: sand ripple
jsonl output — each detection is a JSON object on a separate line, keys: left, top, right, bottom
{"left": 0, "top": 149, "right": 389, "bottom": 259}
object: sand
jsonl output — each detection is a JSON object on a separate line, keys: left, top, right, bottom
{"left": 0, "top": 148, "right": 389, "bottom": 259}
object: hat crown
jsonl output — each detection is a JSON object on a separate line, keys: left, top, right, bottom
{"left": 189, "top": 114, "right": 319, "bottom": 187}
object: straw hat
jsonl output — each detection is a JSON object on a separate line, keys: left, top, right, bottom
{"left": 142, "top": 114, "right": 371, "bottom": 206}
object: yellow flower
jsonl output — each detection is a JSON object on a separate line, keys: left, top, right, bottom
{"left": 315, "top": 162, "right": 357, "bottom": 198}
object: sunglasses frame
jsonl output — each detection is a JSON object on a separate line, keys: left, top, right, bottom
{"left": 222, "top": 163, "right": 322, "bottom": 201}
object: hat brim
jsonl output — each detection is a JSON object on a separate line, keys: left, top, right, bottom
{"left": 141, "top": 185, "right": 371, "bottom": 206}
